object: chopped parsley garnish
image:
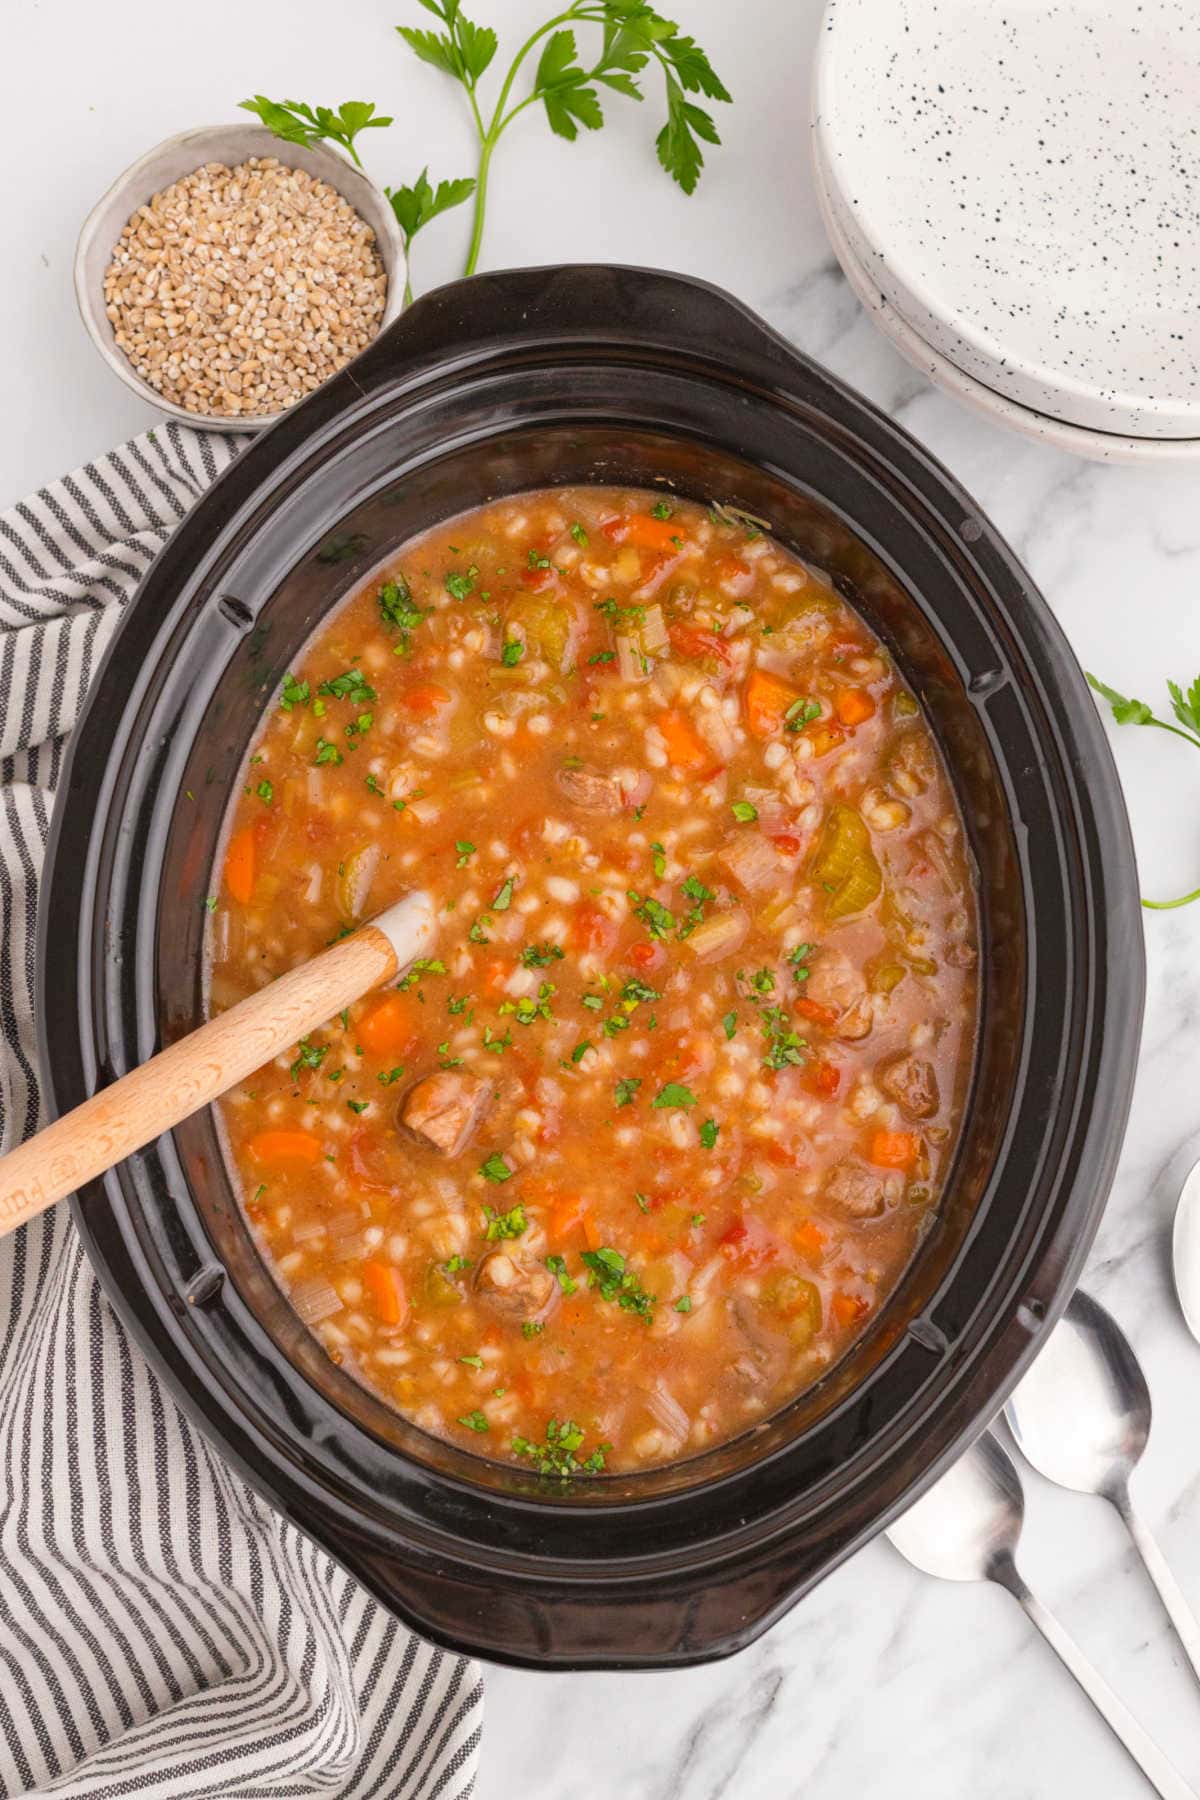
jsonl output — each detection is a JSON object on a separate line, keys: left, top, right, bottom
{"left": 581, "top": 1247, "right": 655, "bottom": 1322}
{"left": 784, "top": 697, "right": 822, "bottom": 732}
{"left": 634, "top": 1191, "right": 650, "bottom": 1213}
{"left": 501, "top": 638, "right": 525, "bottom": 666}
{"left": 480, "top": 1154, "right": 515, "bottom": 1186}
{"left": 570, "top": 522, "right": 588, "bottom": 546}
{"left": 742, "top": 967, "right": 775, "bottom": 998}
{"left": 398, "top": 956, "right": 448, "bottom": 992}
{"left": 761, "top": 1006, "right": 806, "bottom": 1071}
{"left": 445, "top": 1256, "right": 473, "bottom": 1276}
{"left": 546, "top": 1253, "right": 577, "bottom": 1295}
{"left": 445, "top": 567, "right": 478, "bottom": 601}
{"left": 588, "top": 649, "right": 616, "bottom": 665}
{"left": 459, "top": 1351, "right": 484, "bottom": 1367}
{"left": 469, "top": 916, "right": 492, "bottom": 944}
{"left": 699, "top": 1118, "right": 719, "bottom": 1149}
{"left": 317, "top": 668, "right": 377, "bottom": 706}
{"left": 674, "top": 1295, "right": 693, "bottom": 1313}
{"left": 482, "top": 1025, "right": 513, "bottom": 1054}
{"left": 594, "top": 596, "right": 646, "bottom": 629}
{"left": 279, "top": 673, "right": 310, "bottom": 712}
{"left": 651, "top": 499, "right": 674, "bottom": 520}
{"left": 378, "top": 575, "right": 424, "bottom": 637}
{"left": 447, "top": 994, "right": 473, "bottom": 1016}
{"left": 511, "top": 1418, "right": 608, "bottom": 1478}
{"left": 483, "top": 1202, "right": 527, "bottom": 1239}
{"left": 731, "top": 801, "right": 758, "bottom": 823}
{"left": 571, "top": 1040, "right": 592, "bottom": 1063}
{"left": 455, "top": 839, "right": 476, "bottom": 867}
{"left": 522, "top": 1320, "right": 545, "bottom": 1338}
{"left": 204, "top": 896, "right": 218, "bottom": 913}
{"left": 289, "top": 1038, "right": 328, "bottom": 1081}
{"left": 614, "top": 1076, "right": 642, "bottom": 1107}
{"left": 346, "top": 1099, "right": 369, "bottom": 1115}
{"left": 652, "top": 1082, "right": 696, "bottom": 1110}
{"left": 527, "top": 548, "right": 551, "bottom": 570}
{"left": 313, "top": 738, "right": 343, "bottom": 766}
{"left": 789, "top": 941, "right": 814, "bottom": 983}
{"left": 628, "top": 890, "right": 674, "bottom": 938}
{"left": 377, "top": 1065, "right": 405, "bottom": 1085}
{"left": 521, "top": 942, "right": 564, "bottom": 969}
{"left": 722, "top": 1010, "right": 738, "bottom": 1040}
{"left": 492, "top": 877, "right": 515, "bottom": 911}
{"left": 458, "top": 1410, "right": 489, "bottom": 1433}
{"left": 499, "top": 980, "right": 556, "bottom": 1026}
{"left": 365, "top": 773, "right": 386, "bottom": 797}
{"left": 650, "top": 841, "right": 667, "bottom": 878}
{"left": 677, "top": 874, "right": 714, "bottom": 938}
{"left": 581, "top": 993, "right": 604, "bottom": 1012}
{"left": 256, "top": 779, "right": 273, "bottom": 804}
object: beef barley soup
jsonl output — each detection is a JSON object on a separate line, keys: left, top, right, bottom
{"left": 208, "top": 487, "right": 978, "bottom": 1477}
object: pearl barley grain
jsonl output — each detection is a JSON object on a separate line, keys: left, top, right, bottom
{"left": 103, "top": 157, "right": 387, "bottom": 418}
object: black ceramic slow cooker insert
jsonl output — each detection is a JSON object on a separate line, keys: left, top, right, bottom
{"left": 38, "top": 266, "right": 1143, "bottom": 1669}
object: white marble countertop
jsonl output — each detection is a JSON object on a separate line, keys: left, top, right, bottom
{"left": 9, "top": 0, "right": 1200, "bottom": 1793}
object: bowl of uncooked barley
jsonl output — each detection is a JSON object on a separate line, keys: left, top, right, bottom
{"left": 75, "top": 123, "right": 406, "bottom": 431}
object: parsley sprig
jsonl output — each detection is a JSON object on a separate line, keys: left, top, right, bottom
{"left": 1089, "top": 669, "right": 1200, "bottom": 909}
{"left": 245, "top": 1, "right": 729, "bottom": 302}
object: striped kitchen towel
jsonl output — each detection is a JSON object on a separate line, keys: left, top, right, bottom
{"left": 0, "top": 424, "right": 484, "bottom": 1799}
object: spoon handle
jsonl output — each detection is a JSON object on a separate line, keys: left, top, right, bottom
{"left": 994, "top": 1560, "right": 1198, "bottom": 1800}
{"left": 1115, "top": 1492, "right": 1200, "bottom": 1690}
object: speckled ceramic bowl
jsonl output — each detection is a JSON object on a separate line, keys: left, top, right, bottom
{"left": 75, "top": 123, "right": 406, "bottom": 433}
{"left": 812, "top": 120, "right": 1200, "bottom": 466}
{"left": 814, "top": 0, "right": 1200, "bottom": 440}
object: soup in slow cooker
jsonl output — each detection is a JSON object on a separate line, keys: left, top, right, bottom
{"left": 208, "top": 488, "right": 978, "bottom": 1476}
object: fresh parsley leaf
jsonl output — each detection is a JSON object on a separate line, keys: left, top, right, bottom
{"left": 458, "top": 1409, "right": 490, "bottom": 1432}
{"left": 386, "top": 167, "right": 477, "bottom": 261}
{"left": 652, "top": 1082, "right": 695, "bottom": 1110}
{"left": 546, "top": 1253, "right": 577, "bottom": 1295}
{"left": 674, "top": 1295, "right": 692, "bottom": 1313}
{"left": 699, "top": 1117, "right": 719, "bottom": 1149}
{"left": 511, "top": 1417, "right": 608, "bottom": 1478}
{"left": 313, "top": 738, "right": 343, "bottom": 766}
{"left": 614, "top": 1076, "right": 642, "bottom": 1107}
{"left": 492, "top": 876, "right": 514, "bottom": 911}
{"left": 501, "top": 638, "right": 525, "bottom": 666}
{"left": 722, "top": 1010, "right": 737, "bottom": 1040}
{"left": 784, "top": 697, "right": 823, "bottom": 732}
{"left": 581, "top": 1246, "right": 655, "bottom": 1321}
{"left": 289, "top": 1038, "right": 328, "bottom": 1082}
{"left": 238, "top": 95, "right": 392, "bottom": 167}
{"left": 279, "top": 673, "right": 310, "bottom": 712}
{"left": 480, "top": 1153, "right": 514, "bottom": 1186}
{"left": 731, "top": 800, "right": 757, "bottom": 823}
{"left": 521, "top": 941, "right": 564, "bottom": 968}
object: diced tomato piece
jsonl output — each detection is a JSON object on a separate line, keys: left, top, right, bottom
{"left": 657, "top": 709, "right": 720, "bottom": 775}
{"left": 627, "top": 938, "right": 666, "bottom": 972}
{"left": 357, "top": 991, "right": 418, "bottom": 1058}
{"left": 832, "top": 1290, "right": 871, "bottom": 1328}
{"left": 834, "top": 687, "right": 876, "bottom": 728}
{"left": 717, "top": 1219, "right": 778, "bottom": 1271}
{"left": 224, "top": 825, "right": 258, "bottom": 906}
{"left": 713, "top": 554, "right": 752, "bottom": 591}
{"left": 803, "top": 1059, "right": 841, "bottom": 1098}
{"left": 602, "top": 514, "right": 681, "bottom": 553}
{"left": 570, "top": 904, "right": 618, "bottom": 954}
{"left": 771, "top": 833, "right": 803, "bottom": 856}
{"left": 545, "top": 1193, "right": 586, "bottom": 1241}
{"left": 403, "top": 683, "right": 452, "bottom": 717}
{"left": 520, "top": 565, "right": 553, "bottom": 590}
{"left": 869, "top": 1129, "right": 920, "bottom": 1169}
{"left": 668, "top": 623, "right": 731, "bottom": 666}
{"left": 246, "top": 1129, "right": 322, "bottom": 1167}
{"left": 481, "top": 958, "right": 511, "bottom": 997}
{"left": 362, "top": 1260, "right": 407, "bottom": 1327}
{"left": 796, "top": 998, "right": 840, "bottom": 1028}
{"left": 744, "top": 668, "right": 800, "bottom": 738}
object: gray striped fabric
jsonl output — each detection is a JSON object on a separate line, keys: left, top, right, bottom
{"left": 0, "top": 424, "right": 484, "bottom": 1799}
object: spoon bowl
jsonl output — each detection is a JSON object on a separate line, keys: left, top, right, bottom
{"left": 1173, "top": 1155, "right": 1200, "bottom": 1344}
{"left": 886, "top": 1429, "right": 1024, "bottom": 1582}
{"left": 1005, "top": 1289, "right": 1150, "bottom": 1500}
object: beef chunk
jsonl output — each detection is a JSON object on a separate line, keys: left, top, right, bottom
{"left": 474, "top": 1249, "right": 556, "bottom": 1321}
{"left": 555, "top": 765, "right": 624, "bottom": 813}
{"left": 825, "top": 1159, "right": 889, "bottom": 1218}
{"left": 878, "top": 1053, "right": 940, "bottom": 1120}
{"left": 400, "top": 1070, "right": 491, "bottom": 1157}
{"left": 726, "top": 1295, "right": 787, "bottom": 1393}
{"left": 804, "top": 949, "right": 873, "bottom": 1041}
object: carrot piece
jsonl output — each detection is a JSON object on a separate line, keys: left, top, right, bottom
{"left": 403, "top": 682, "right": 452, "bottom": 717}
{"left": 834, "top": 687, "right": 876, "bottom": 728}
{"left": 363, "top": 1260, "right": 407, "bottom": 1327}
{"left": 247, "top": 1129, "right": 322, "bottom": 1167}
{"left": 224, "top": 825, "right": 257, "bottom": 906}
{"left": 668, "top": 623, "right": 730, "bottom": 666}
{"left": 794, "top": 1220, "right": 828, "bottom": 1263}
{"left": 546, "top": 1193, "right": 586, "bottom": 1241}
{"left": 796, "top": 998, "right": 840, "bottom": 1028}
{"left": 357, "top": 991, "right": 416, "bottom": 1058}
{"left": 581, "top": 1210, "right": 603, "bottom": 1251}
{"left": 802, "top": 1059, "right": 841, "bottom": 1098}
{"left": 869, "top": 1129, "right": 920, "bottom": 1169}
{"left": 603, "top": 514, "right": 681, "bottom": 553}
{"left": 628, "top": 939, "right": 665, "bottom": 972}
{"left": 657, "top": 709, "right": 717, "bottom": 773}
{"left": 744, "top": 668, "right": 800, "bottom": 738}
{"left": 832, "top": 1290, "right": 871, "bottom": 1328}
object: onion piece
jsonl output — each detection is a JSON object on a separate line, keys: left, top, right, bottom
{"left": 291, "top": 1277, "right": 343, "bottom": 1325}
{"left": 616, "top": 634, "right": 648, "bottom": 682}
{"left": 640, "top": 603, "right": 669, "bottom": 656}
{"left": 719, "top": 833, "right": 782, "bottom": 895}
{"left": 644, "top": 1380, "right": 689, "bottom": 1441}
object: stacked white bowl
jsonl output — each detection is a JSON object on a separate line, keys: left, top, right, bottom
{"left": 812, "top": 0, "right": 1200, "bottom": 464}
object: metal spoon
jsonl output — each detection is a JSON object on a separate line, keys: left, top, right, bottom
{"left": 1172, "top": 1156, "right": 1200, "bottom": 1346}
{"left": 887, "top": 1431, "right": 1197, "bottom": 1800}
{"left": 1005, "top": 1290, "right": 1200, "bottom": 1689}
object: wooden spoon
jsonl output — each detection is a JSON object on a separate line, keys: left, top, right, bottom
{"left": 0, "top": 889, "right": 436, "bottom": 1239}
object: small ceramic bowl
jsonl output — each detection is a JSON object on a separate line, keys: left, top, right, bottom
{"left": 75, "top": 123, "right": 407, "bottom": 433}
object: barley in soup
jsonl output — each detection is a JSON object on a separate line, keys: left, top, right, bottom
{"left": 209, "top": 486, "right": 978, "bottom": 1477}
